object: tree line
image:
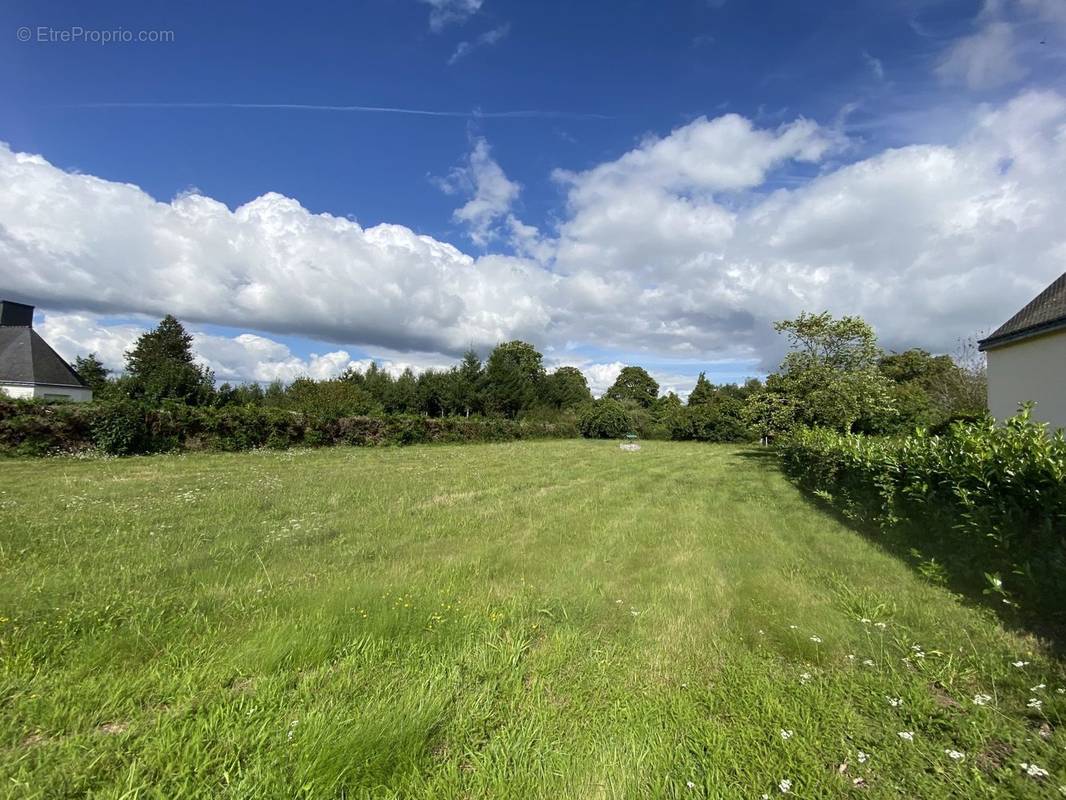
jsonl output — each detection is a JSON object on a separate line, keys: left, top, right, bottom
{"left": 71, "top": 311, "right": 986, "bottom": 442}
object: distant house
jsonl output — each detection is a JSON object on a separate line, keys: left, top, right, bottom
{"left": 978, "top": 273, "right": 1066, "bottom": 431}
{"left": 0, "top": 300, "right": 92, "bottom": 402}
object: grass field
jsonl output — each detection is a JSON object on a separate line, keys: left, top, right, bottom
{"left": 1, "top": 441, "right": 1063, "bottom": 799}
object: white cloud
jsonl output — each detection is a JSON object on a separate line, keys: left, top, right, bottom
{"left": 448, "top": 23, "right": 510, "bottom": 65}
{"left": 863, "top": 51, "right": 885, "bottom": 80}
{"left": 440, "top": 137, "right": 522, "bottom": 245}
{"left": 4, "top": 90, "right": 1066, "bottom": 375}
{"left": 420, "top": 0, "right": 483, "bottom": 31}
{"left": 937, "top": 21, "right": 1026, "bottom": 89}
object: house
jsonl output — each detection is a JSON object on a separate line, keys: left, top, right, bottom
{"left": 0, "top": 300, "right": 93, "bottom": 402}
{"left": 978, "top": 272, "right": 1066, "bottom": 431}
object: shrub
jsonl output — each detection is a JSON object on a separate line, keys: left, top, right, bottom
{"left": 578, "top": 399, "right": 632, "bottom": 439}
{"left": 669, "top": 402, "right": 750, "bottom": 443}
{"left": 778, "top": 406, "right": 1066, "bottom": 622}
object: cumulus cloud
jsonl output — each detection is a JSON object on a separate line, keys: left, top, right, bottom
{"left": 4, "top": 90, "right": 1066, "bottom": 375}
{"left": 420, "top": 0, "right": 483, "bottom": 31}
{"left": 439, "top": 137, "right": 522, "bottom": 245}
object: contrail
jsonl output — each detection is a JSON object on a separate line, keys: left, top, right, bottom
{"left": 63, "top": 102, "right": 613, "bottom": 120}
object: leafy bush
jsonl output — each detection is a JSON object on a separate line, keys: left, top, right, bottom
{"left": 778, "top": 406, "right": 1066, "bottom": 622}
{"left": 669, "top": 402, "right": 750, "bottom": 443}
{"left": 578, "top": 399, "right": 632, "bottom": 439}
{"left": 0, "top": 397, "right": 580, "bottom": 456}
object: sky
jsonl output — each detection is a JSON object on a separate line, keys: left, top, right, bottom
{"left": 1, "top": 0, "right": 1065, "bottom": 397}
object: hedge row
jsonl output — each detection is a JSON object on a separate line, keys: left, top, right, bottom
{"left": 0, "top": 398, "right": 579, "bottom": 457}
{"left": 778, "top": 407, "right": 1066, "bottom": 622}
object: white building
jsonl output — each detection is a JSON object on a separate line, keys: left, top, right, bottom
{"left": 978, "top": 273, "right": 1066, "bottom": 431}
{"left": 0, "top": 300, "right": 93, "bottom": 402}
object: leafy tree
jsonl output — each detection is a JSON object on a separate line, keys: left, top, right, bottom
{"left": 386, "top": 368, "right": 419, "bottom": 414}
{"left": 687, "top": 372, "right": 715, "bottom": 406}
{"left": 765, "top": 311, "right": 896, "bottom": 433}
{"left": 73, "top": 353, "right": 109, "bottom": 393}
{"left": 360, "top": 362, "right": 394, "bottom": 407}
{"left": 416, "top": 369, "right": 451, "bottom": 417}
{"left": 283, "top": 377, "right": 378, "bottom": 418}
{"left": 124, "top": 315, "right": 214, "bottom": 405}
{"left": 483, "top": 341, "right": 546, "bottom": 418}
{"left": 605, "top": 366, "right": 659, "bottom": 408}
{"left": 546, "top": 366, "right": 592, "bottom": 409}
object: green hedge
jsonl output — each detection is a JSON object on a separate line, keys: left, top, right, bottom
{"left": 0, "top": 398, "right": 579, "bottom": 457}
{"left": 778, "top": 407, "right": 1066, "bottom": 621}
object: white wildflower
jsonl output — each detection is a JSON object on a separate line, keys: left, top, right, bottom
{"left": 1012, "top": 660, "right": 1030, "bottom": 668}
{"left": 799, "top": 672, "right": 812, "bottom": 684}
{"left": 857, "top": 751, "right": 869, "bottom": 764}
{"left": 862, "top": 658, "right": 875, "bottom": 667}
{"left": 789, "top": 625, "right": 798, "bottom": 630}
{"left": 780, "top": 729, "right": 793, "bottom": 740}
{"left": 874, "top": 622, "right": 887, "bottom": 629}
{"left": 972, "top": 693, "right": 992, "bottom": 706}
{"left": 846, "top": 654, "right": 855, "bottom": 660}
{"left": 685, "top": 781, "right": 695, "bottom": 789}
{"left": 945, "top": 749, "right": 965, "bottom": 761}
{"left": 860, "top": 617, "right": 871, "bottom": 624}
{"left": 886, "top": 696, "right": 903, "bottom": 707}
{"left": 1021, "top": 762, "right": 1049, "bottom": 779}
{"left": 1027, "top": 698, "right": 1043, "bottom": 709}
{"left": 778, "top": 778, "right": 792, "bottom": 793}
{"left": 1030, "top": 684, "right": 1046, "bottom": 691}
{"left": 897, "top": 731, "right": 914, "bottom": 741}
{"left": 809, "top": 635, "right": 822, "bottom": 643}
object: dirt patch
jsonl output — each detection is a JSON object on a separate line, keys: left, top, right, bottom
{"left": 930, "top": 683, "right": 962, "bottom": 709}
{"left": 21, "top": 732, "right": 49, "bottom": 748}
{"left": 96, "top": 721, "right": 129, "bottom": 735}
{"left": 977, "top": 739, "right": 1013, "bottom": 771}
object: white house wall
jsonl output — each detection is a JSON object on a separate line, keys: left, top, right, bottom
{"left": 986, "top": 329, "right": 1066, "bottom": 431}
{"left": 0, "top": 383, "right": 93, "bottom": 402}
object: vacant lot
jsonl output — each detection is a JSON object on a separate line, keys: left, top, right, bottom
{"left": 1, "top": 441, "right": 1063, "bottom": 798}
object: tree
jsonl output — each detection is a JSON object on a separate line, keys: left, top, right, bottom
{"left": 483, "top": 341, "right": 546, "bottom": 418}
{"left": 578, "top": 399, "right": 632, "bottom": 439}
{"left": 605, "top": 366, "right": 659, "bottom": 408}
{"left": 546, "top": 366, "right": 592, "bottom": 409}
{"left": 763, "top": 311, "right": 896, "bottom": 433}
{"left": 124, "top": 315, "right": 214, "bottom": 405}
{"left": 453, "top": 349, "right": 485, "bottom": 417}
{"left": 386, "top": 368, "right": 419, "bottom": 414}
{"left": 73, "top": 353, "right": 109, "bottom": 393}
{"left": 687, "top": 372, "right": 715, "bottom": 406}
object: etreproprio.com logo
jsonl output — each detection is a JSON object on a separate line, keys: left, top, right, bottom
{"left": 17, "top": 26, "right": 175, "bottom": 44}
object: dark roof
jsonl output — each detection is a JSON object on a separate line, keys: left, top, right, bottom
{"left": 979, "top": 272, "right": 1066, "bottom": 351}
{"left": 0, "top": 327, "right": 88, "bottom": 388}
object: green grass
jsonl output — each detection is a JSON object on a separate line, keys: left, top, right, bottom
{"left": 1, "top": 440, "right": 1063, "bottom": 799}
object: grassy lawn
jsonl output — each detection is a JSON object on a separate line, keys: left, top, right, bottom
{"left": 1, "top": 440, "right": 1063, "bottom": 798}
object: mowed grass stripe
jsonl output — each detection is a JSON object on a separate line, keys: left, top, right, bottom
{"left": 1, "top": 441, "right": 1063, "bottom": 799}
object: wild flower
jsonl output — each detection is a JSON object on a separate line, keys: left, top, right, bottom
{"left": 1021, "top": 762, "right": 1049, "bottom": 779}
{"left": 685, "top": 781, "right": 695, "bottom": 789}
{"left": 778, "top": 778, "right": 792, "bottom": 793}
{"left": 874, "top": 622, "right": 887, "bottom": 629}
{"left": 886, "top": 697, "right": 902, "bottom": 707}
{"left": 1030, "top": 684, "right": 1046, "bottom": 691}
{"left": 856, "top": 751, "right": 869, "bottom": 764}
{"left": 860, "top": 617, "right": 871, "bottom": 624}
{"left": 780, "top": 729, "right": 793, "bottom": 740}
{"left": 789, "top": 624, "right": 798, "bottom": 630}
{"left": 1058, "top": 688, "right": 1065, "bottom": 694}
{"left": 809, "top": 635, "right": 822, "bottom": 643}
{"left": 972, "top": 693, "right": 992, "bottom": 706}
{"left": 945, "top": 749, "right": 965, "bottom": 761}
{"left": 1012, "top": 660, "right": 1030, "bottom": 668}
{"left": 897, "top": 731, "right": 914, "bottom": 741}
{"left": 862, "top": 659, "right": 875, "bottom": 667}
{"left": 799, "top": 672, "right": 812, "bottom": 684}
{"left": 1027, "top": 698, "right": 1042, "bottom": 709}
{"left": 846, "top": 654, "right": 855, "bottom": 660}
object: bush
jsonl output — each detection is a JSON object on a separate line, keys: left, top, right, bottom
{"left": 0, "top": 399, "right": 580, "bottom": 456}
{"left": 578, "top": 399, "right": 632, "bottom": 439}
{"left": 669, "top": 403, "right": 750, "bottom": 442}
{"left": 778, "top": 406, "right": 1066, "bottom": 622}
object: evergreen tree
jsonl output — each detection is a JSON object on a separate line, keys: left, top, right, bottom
{"left": 687, "top": 372, "right": 715, "bottom": 406}
{"left": 454, "top": 349, "right": 485, "bottom": 416}
{"left": 124, "top": 315, "right": 214, "bottom": 405}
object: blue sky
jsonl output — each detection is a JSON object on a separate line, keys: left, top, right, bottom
{"left": 1, "top": 0, "right": 1064, "bottom": 395}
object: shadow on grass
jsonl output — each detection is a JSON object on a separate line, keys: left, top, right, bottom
{"left": 734, "top": 446, "right": 1066, "bottom": 659}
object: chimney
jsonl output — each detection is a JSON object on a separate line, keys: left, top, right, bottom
{"left": 0, "top": 300, "right": 34, "bottom": 327}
